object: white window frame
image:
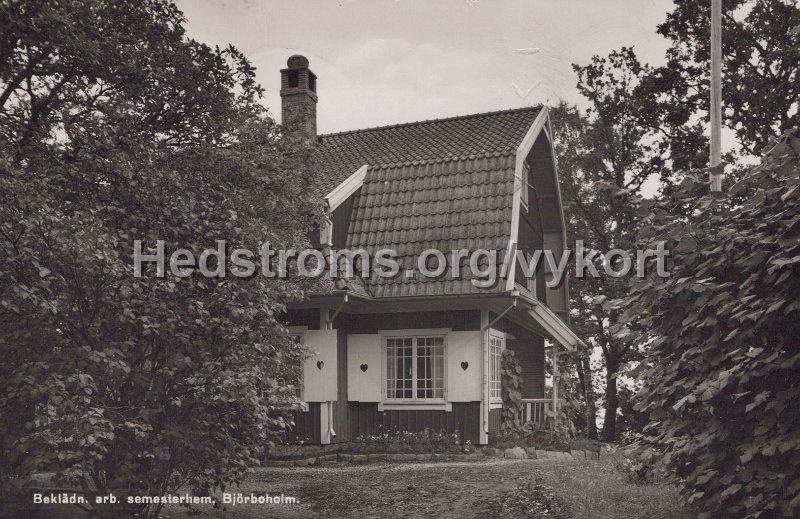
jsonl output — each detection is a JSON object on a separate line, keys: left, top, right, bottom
{"left": 379, "top": 329, "right": 451, "bottom": 411}
{"left": 489, "top": 333, "right": 505, "bottom": 404}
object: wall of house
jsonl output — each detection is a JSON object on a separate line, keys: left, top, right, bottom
{"left": 284, "top": 308, "right": 321, "bottom": 330}
{"left": 340, "top": 310, "right": 480, "bottom": 333}
{"left": 283, "top": 309, "right": 486, "bottom": 444}
{"left": 286, "top": 402, "right": 321, "bottom": 443}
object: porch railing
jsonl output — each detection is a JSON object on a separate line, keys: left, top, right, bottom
{"left": 521, "top": 398, "right": 553, "bottom": 426}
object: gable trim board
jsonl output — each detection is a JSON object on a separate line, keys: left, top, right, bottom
{"left": 325, "top": 164, "right": 368, "bottom": 211}
{"left": 542, "top": 117, "right": 571, "bottom": 321}
{"left": 507, "top": 107, "right": 551, "bottom": 292}
{"left": 524, "top": 300, "right": 583, "bottom": 351}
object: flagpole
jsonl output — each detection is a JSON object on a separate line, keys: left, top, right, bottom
{"left": 710, "top": 0, "right": 723, "bottom": 192}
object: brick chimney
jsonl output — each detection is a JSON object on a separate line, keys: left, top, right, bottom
{"left": 280, "top": 55, "right": 317, "bottom": 145}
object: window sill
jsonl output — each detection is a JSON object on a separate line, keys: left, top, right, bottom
{"left": 489, "top": 401, "right": 503, "bottom": 410}
{"left": 378, "top": 402, "right": 452, "bottom": 412}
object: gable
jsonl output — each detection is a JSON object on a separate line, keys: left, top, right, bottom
{"left": 315, "top": 106, "right": 563, "bottom": 299}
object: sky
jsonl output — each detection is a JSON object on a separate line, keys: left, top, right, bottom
{"left": 177, "top": 0, "right": 677, "bottom": 134}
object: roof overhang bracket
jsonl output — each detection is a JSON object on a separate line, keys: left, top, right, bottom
{"left": 482, "top": 300, "right": 516, "bottom": 331}
{"left": 330, "top": 294, "right": 348, "bottom": 323}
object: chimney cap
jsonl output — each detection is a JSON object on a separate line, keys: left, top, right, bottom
{"left": 287, "top": 55, "right": 309, "bottom": 69}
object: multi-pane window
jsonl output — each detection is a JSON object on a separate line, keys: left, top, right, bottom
{"left": 386, "top": 336, "right": 445, "bottom": 400}
{"left": 489, "top": 335, "right": 504, "bottom": 401}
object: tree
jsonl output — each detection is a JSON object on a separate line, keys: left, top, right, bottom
{"left": 564, "top": 0, "right": 800, "bottom": 441}
{"left": 0, "top": 1, "right": 321, "bottom": 516}
{"left": 656, "top": 0, "right": 800, "bottom": 155}
{"left": 619, "top": 129, "right": 800, "bottom": 518}
{"left": 556, "top": 48, "right": 707, "bottom": 441}
{"left": 549, "top": 104, "right": 600, "bottom": 440}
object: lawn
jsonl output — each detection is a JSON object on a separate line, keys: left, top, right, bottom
{"left": 162, "top": 457, "right": 692, "bottom": 518}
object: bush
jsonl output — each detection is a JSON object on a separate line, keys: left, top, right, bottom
{"left": 0, "top": 2, "right": 320, "bottom": 517}
{"left": 612, "top": 448, "right": 664, "bottom": 485}
{"left": 616, "top": 129, "right": 800, "bottom": 517}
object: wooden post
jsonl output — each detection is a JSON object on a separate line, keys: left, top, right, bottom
{"left": 479, "top": 309, "right": 489, "bottom": 444}
{"left": 552, "top": 347, "right": 559, "bottom": 416}
{"left": 710, "top": 0, "right": 723, "bottom": 192}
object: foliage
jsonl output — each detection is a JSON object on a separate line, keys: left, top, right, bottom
{"left": 500, "top": 348, "right": 524, "bottom": 433}
{"left": 353, "top": 427, "right": 466, "bottom": 453}
{"left": 0, "top": 1, "right": 321, "bottom": 517}
{"left": 612, "top": 448, "right": 663, "bottom": 486}
{"left": 498, "top": 345, "right": 577, "bottom": 450}
{"left": 552, "top": 60, "right": 706, "bottom": 439}
{"left": 615, "top": 384, "right": 649, "bottom": 437}
{"left": 615, "top": 129, "right": 800, "bottom": 517}
{"left": 562, "top": 0, "right": 800, "bottom": 442}
{"left": 480, "top": 475, "right": 563, "bottom": 518}
{"left": 656, "top": 0, "right": 800, "bottom": 155}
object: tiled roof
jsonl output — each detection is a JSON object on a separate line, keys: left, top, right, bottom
{"left": 312, "top": 106, "right": 541, "bottom": 197}
{"left": 314, "top": 106, "right": 542, "bottom": 297}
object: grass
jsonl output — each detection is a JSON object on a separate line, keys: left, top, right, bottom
{"left": 158, "top": 457, "right": 692, "bottom": 518}
{"left": 522, "top": 460, "right": 692, "bottom": 519}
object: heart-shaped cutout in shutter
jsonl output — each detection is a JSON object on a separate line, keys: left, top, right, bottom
{"left": 461, "top": 361, "right": 469, "bottom": 371}
{"left": 316, "top": 360, "right": 324, "bottom": 370}
{"left": 360, "top": 363, "right": 368, "bottom": 372}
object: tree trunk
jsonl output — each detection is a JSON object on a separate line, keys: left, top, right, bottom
{"left": 581, "top": 354, "right": 598, "bottom": 440}
{"left": 574, "top": 355, "right": 598, "bottom": 439}
{"left": 602, "top": 354, "right": 619, "bottom": 442}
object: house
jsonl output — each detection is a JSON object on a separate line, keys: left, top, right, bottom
{"left": 280, "top": 55, "right": 584, "bottom": 445}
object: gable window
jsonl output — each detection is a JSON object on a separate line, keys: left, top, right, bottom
{"left": 385, "top": 335, "right": 445, "bottom": 401}
{"left": 520, "top": 161, "right": 531, "bottom": 210}
{"left": 489, "top": 334, "right": 504, "bottom": 402}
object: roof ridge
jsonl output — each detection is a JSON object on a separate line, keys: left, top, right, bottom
{"left": 318, "top": 105, "right": 541, "bottom": 141}
{"left": 366, "top": 149, "right": 516, "bottom": 170}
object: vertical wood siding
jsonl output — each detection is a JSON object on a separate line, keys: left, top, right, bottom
{"left": 332, "top": 189, "right": 359, "bottom": 248}
{"left": 287, "top": 402, "right": 321, "bottom": 444}
{"left": 283, "top": 308, "right": 321, "bottom": 330}
{"left": 341, "top": 310, "right": 480, "bottom": 334}
{"left": 509, "top": 333, "right": 545, "bottom": 398}
{"left": 488, "top": 407, "right": 503, "bottom": 441}
{"left": 348, "top": 402, "right": 481, "bottom": 444}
